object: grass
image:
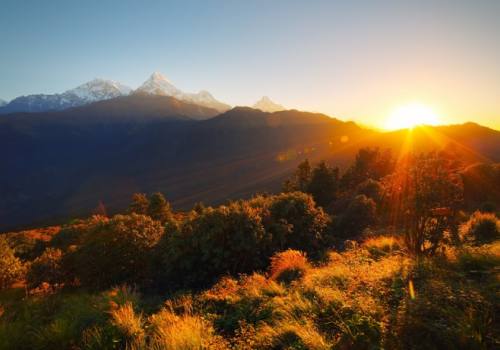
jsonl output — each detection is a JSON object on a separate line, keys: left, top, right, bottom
{"left": 0, "top": 236, "right": 498, "bottom": 349}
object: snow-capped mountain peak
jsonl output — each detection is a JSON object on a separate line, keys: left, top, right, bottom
{"left": 66, "top": 79, "right": 132, "bottom": 103}
{"left": 0, "top": 98, "right": 7, "bottom": 107}
{"left": 0, "top": 72, "right": 231, "bottom": 114}
{"left": 253, "top": 96, "right": 285, "bottom": 112}
{"left": 136, "top": 72, "right": 181, "bottom": 96}
{"left": 135, "top": 72, "right": 230, "bottom": 112}
{"left": 0, "top": 78, "right": 132, "bottom": 114}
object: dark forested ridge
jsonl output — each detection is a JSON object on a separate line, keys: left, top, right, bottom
{"left": 1, "top": 94, "right": 499, "bottom": 231}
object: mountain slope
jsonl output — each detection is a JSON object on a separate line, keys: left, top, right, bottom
{"left": 0, "top": 102, "right": 499, "bottom": 232}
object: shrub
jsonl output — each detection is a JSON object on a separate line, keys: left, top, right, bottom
{"left": 50, "top": 216, "right": 105, "bottom": 249}
{"left": 161, "top": 201, "right": 266, "bottom": 288}
{"left": 256, "top": 192, "right": 330, "bottom": 257}
{"left": 68, "top": 214, "right": 164, "bottom": 289}
{"left": 460, "top": 211, "right": 500, "bottom": 244}
{"left": 0, "top": 237, "right": 25, "bottom": 289}
{"left": 269, "top": 250, "right": 310, "bottom": 284}
{"left": 27, "top": 248, "right": 65, "bottom": 289}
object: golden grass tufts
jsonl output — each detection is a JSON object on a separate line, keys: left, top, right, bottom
{"left": 269, "top": 249, "right": 311, "bottom": 284}
{"left": 363, "top": 235, "right": 403, "bottom": 258}
{"left": 110, "top": 302, "right": 145, "bottom": 346}
{"left": 148, "top": 301, "right": 227, "bottom": 350}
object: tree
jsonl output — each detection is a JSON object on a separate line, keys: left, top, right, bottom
{"left": 384, "top": 152, "right": 463, "bottom": 255}
{"left": 0, "top": 237, "right": 25, "bottom": 289}
{"left": 148, "top": 192, "right": 173, "bottom": 223}
{"left": 307, "top": 161, "right": 339, "bottom": 207}
{"left": 355, "top": 179, "right": 384, "bottom": 204}
{"left": 341, "top": 148, "right": 394, "bottom": 189}
{"left": 129, "top": 193, "right": 149, "bottom": 215}
{"left": 283, "top": 159, "right": 311, "bottom": 192}
{"left": 335, "top": 195, "right": 377, "bottom": 238}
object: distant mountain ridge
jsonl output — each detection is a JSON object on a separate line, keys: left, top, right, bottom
{"left": 0, "top": 98, "right": 7, "bottom": 107}
{"left": 0, "top": 72, "right": 231, "bottom": 115}
{"left": 0, "top": 79, "right": 132, "bottom": 114}
{"left": 0, "top": 94, "right": 498, "bottom": 232}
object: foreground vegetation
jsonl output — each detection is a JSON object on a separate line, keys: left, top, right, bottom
{"left": 1, "top": 148, "right": 499, "bottom": 349}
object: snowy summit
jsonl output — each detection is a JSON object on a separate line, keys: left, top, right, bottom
{"left": 135, "top": 72, "right": 230, "bottom": 113}
{"left": 252, "top": 96, "right": 285, "bottom": 112}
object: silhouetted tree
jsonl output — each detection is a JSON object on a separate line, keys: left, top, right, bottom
{"left": 355, "top": 178, "right": 384, "bottom": 204}
{"left": 283, "top": 159, "right": 312, "bottom": 192}
{"left": 335, "top": 194, "right": 377, "bottom": 238}
{"left": 307, "top": 161, "right": 339, "bottom": 207}
{"left": 341, "top": 148, "right": 394, "bottom": 189}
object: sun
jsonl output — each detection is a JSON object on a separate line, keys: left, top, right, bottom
{"left": 384, "top": 103, "right": 440, "bottom": 130}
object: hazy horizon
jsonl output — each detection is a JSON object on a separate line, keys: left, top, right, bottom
{"left": 1, "top": 0, "right": 499, "bottom": 130}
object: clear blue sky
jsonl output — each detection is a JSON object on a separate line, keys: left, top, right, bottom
{"left": 1, "top": 0, "right": 499, "bottom": 129}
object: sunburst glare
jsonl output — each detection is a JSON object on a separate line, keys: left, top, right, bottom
{"left": 384, "top": 103, "right": 441, "bottom": 130}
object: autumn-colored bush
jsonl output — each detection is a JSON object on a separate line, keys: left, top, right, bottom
{"left": 27, "top": 248, "right": 65, "bottom": 289}
{"left": 0, "top": 237, "right": 25, "bottom": 290}
{"left": 269, "top": 250, "right": 310, "bottom": 284}
{"left": 460, "top": 211, "right": 500, "bottom": 244}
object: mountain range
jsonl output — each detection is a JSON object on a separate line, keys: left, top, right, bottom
{"left": 1, "top": 95, "right": 499, "bottom": 231}
{"left": 0, "top": 76, "right": 499, "bottom": 231}
{"left": 0, "top": 72, "right": 281, "bottom": 115}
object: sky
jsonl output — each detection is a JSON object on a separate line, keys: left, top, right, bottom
{"left": 1, "top": 0, "right": 499, "bottom": 129}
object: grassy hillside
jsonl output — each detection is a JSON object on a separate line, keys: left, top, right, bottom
{"left": 1, "top": 148, "right": 499, "bottom": 349}
{"left": 1, "top": 236, "right": 498, "bottom": 349}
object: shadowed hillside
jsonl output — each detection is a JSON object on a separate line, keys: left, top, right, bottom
{"left": 1, "top": 97, "right": 499, "bottom": 231}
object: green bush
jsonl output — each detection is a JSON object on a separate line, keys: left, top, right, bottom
{"left": 160, "top": 201, "right": 267, "bottom": 288}
{"left": 256, "top": 192, "right": 330, "bottom": 258}
{"left": 67, "top": 214, "right": 164, "bottom": 289}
